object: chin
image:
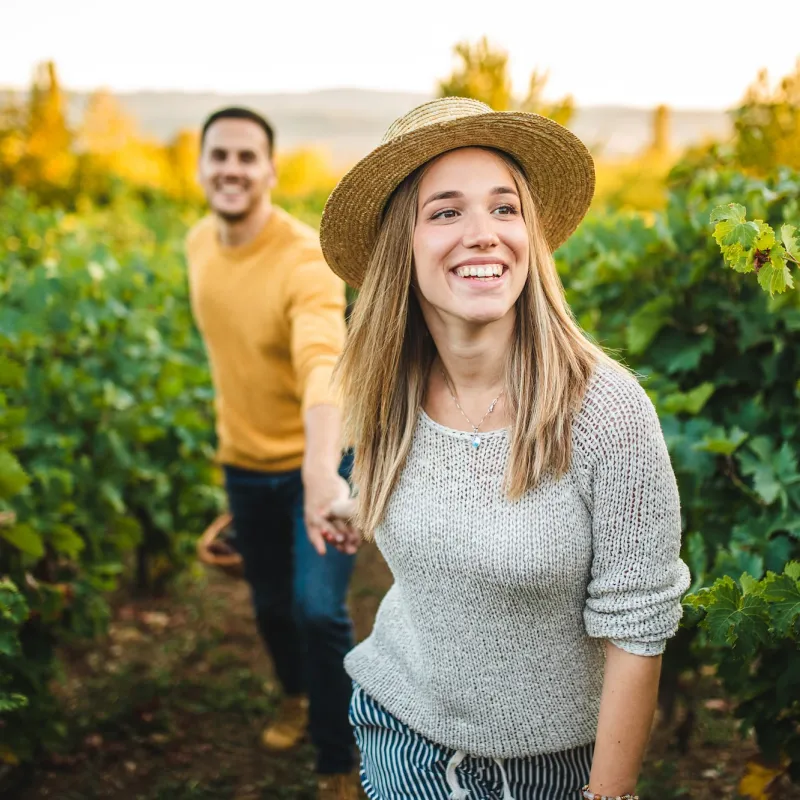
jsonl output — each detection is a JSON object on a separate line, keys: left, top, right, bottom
{"left": 211, "top": 200, "right": 255, "bottom": 223}
{"left": 214, "top": 208, "right": 251, "bottom": 223}
{"left": 456, "top": 302, "right": 514, "bottom": 326}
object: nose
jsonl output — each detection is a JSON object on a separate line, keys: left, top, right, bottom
{"left": 220, "top": 164, "right": 243, "bottom": 180}
{"left": 218, "top": 160, "right": 244, "bottom": 181}
{"left": 462, "top": 213, "right": 499, "bottom": 249}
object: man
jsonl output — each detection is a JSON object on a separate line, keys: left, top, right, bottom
{"left": 186, "top": 107, "right": 358, "bottom": 800}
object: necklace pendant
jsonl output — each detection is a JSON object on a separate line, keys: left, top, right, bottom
{"left": 471, "top": 434, "right": 481, "bottom": 449}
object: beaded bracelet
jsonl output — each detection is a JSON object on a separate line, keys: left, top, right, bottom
{"left": 581, "top": 786, "right": 639, "bottom": 800}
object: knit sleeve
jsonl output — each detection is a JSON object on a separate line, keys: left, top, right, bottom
{"left": 285, "top": 251, "right": 347, "bottom": 413}
{"left": 581, "top": 374, "right": 690, "bottom": 656}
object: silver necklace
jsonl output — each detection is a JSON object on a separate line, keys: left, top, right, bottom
{"left": 440, "top": 369, "right": 503, "bottom": 450}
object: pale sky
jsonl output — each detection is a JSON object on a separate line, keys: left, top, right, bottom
{"left": 3, "top": 0, "right": 799, "bottom": 109}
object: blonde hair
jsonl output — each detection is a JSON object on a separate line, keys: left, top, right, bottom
{"left": 336, "top": 147, "right": 620, "bottom": 535}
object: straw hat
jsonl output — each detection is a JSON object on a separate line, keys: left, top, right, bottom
{"left": 320, "top": 96, "right": 595, "bottom": 289}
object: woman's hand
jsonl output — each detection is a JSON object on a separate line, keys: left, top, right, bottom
{"left": 321, "top": 496, "right": 362, "bottom": 555}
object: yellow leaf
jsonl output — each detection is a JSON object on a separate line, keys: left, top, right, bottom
{"left": 0, "top": 745, "right": 20, "bottom": 765}
{"left": 739, "top": 759, "right": 786, "bottom": 799}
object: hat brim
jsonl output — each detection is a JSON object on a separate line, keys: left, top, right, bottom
{"left": 320, "top": 110, "right": 595, "bottom": 289}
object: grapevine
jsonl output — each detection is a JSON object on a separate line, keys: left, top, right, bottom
{"left": 710, "top": 203, "right": 800, "bottom": 295}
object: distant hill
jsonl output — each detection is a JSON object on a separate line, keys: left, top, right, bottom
{"left": 5, "top": 87, "right": 733, "bottom": 164}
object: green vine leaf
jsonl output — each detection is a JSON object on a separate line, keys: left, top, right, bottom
{"left": 711, "top": 204, "right": 760, "bottom": 248}
{"left": 781, "top": 223, "right": 800, "bottom": 262}
{"left": 709, "top": 204, "right": 797, "bottom": 295}
{"left": 762, "top": 567, "right": 800, "bottom": 636}
{"left": 700, "top": 575, "right": 772, "bottom": 653}
{"left": 0, "top": 524, "right": 44, "bottom": 559}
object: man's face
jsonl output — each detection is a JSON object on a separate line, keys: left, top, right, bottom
{"left": 198, "top": 118, "right": 276, "bottom": 222}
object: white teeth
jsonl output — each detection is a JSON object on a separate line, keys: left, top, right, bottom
{"left": 454, "top": 264, "right": 504, "bottom": 278}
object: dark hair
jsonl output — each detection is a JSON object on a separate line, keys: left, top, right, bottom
{"left": 200, "top": 107, "right": 275, "bottom": 156}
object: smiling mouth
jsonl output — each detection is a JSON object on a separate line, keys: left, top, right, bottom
{"left": 451, "top": 263, "right": 507, "bottom": 281}
{"left": 216, "top": 183, "right": 249, "bottom": 197}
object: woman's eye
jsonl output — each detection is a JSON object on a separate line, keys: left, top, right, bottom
{"left": 493, "top": 204, "right": 518, "bottom": 216}
{"left": 431, "top": 208, "right": 459, "bottom": 220}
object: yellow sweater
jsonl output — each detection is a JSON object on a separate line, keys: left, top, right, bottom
{"left": 186, "top": 207, "right": 346, "bottom": 472}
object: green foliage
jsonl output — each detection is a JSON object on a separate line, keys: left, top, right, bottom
{"left": 557, "top": 163, "right": 800, "bottom": 771}
{"left": 0, "top": 579, "right": 29, "bottom": 719}
{"left": 0, "top": 189, "right": 224, "bottom": 762}
{"left": 685, "top": 564, "right": 800, "bottom": 771}
{"left": 438, "top": 37, "right": 513, "bottom": 111}
{"left": 733, "top": 60, "right": 800, "bottom": 174}
{"left": 0, "top": 277, "right": 31, "bottom": 761}
{"left": 517, "top": 69, "right": 574, "bottom": 126}
{"left": 0, "top": 55, "right": 798, "bottom": 778}
{"left": 710, "top": 203, "right": 798, "bottom": 295}
{"left": 437, "top": 38, "right": 573, "bottom": 124}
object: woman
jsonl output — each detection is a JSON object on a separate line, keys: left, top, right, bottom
{"left": 319, "top": 97, "right": 690, "bottom": 800}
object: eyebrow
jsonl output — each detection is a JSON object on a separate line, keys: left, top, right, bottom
{"left": 209, "top": 146, "right": 259, "bottom": 156}
{"left": 421, "top": 186, "right": 519, "bottom": 209}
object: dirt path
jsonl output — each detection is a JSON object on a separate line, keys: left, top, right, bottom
{"left": 9, "top": 543, "right": 798, "bottom": 799}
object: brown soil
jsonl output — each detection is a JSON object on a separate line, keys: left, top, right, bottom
{"left": 8, "top": 543, "right": 799, "bottom": 800}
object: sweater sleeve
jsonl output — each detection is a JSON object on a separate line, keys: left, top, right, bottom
{"left": 285, "top": 251, "right": 347, "bottom": 413}
{"left": 582, "top": 375, "right": 690, "bottom": 656}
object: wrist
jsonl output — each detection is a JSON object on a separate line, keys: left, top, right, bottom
{"left": 300, "top": 463, "right": 339, "bottom": 484}
{"left": 302, "top": 454, "right": 340, "bottom": 480}
{"left": 581, "top": 786, "right": 639, "bottom": 800}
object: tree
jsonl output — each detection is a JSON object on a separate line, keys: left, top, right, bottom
{"left": 438, "top": 38, "right": 573, "bottom": 126}
{"left": 438, "top": 37, "right": 512, "bottom": 111}
{"left": 76, "top": 89, "right": 139, "bottom": 197}
{"left": 79, "top": 89, "right": 138, "bottom": 157}
{"left": 519, "top": 68, "right": 574, "bottom": 126}
{"left": 17, "top": 61, "right": 75, "bottom": 193}
{"left": 733, "top": 59, "right": 800, "bottom": 174}
{"left": 0, "top": 92, "right": 27, "bottom": 189}
{"left": 276, "top": 147, "right": 338, "bottom": 197}
{"left": 165, "top": 129, "right": 201, "bottom": 200}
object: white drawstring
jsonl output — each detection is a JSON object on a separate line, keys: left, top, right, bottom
{"left": 445, "top": 750, "right": 516, "bottom": 800}
{"left": 494, "top": 758, "right": 515, "bottom": 800}
{"left": 445, "top": 750, "right": 469, "bottom": 800}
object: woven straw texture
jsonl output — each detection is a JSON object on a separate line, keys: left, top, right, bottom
{"left": 320, "top": 97, "right": 595, "bottom": 289}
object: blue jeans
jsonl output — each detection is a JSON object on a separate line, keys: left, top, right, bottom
{"left": 223, "top": 454, "right": 356, "bottom": 775}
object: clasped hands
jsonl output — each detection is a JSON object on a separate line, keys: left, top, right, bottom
{"left": 302, "top": 468, "right": 361, "bottom": 556}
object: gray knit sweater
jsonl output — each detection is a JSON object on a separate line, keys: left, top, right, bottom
{"left": 344, "top": 365, "right": 691, "bottom": 758}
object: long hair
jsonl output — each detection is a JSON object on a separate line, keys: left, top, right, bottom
{"left": 335, "top": 148, "right": 621, "bottom": 535}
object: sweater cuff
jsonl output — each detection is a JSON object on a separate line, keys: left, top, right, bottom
{"left": 609, "top": 638, "right": 666, "bottom": 657}
{"left": 302, "top": 363, "right": 340, "bottom": 413}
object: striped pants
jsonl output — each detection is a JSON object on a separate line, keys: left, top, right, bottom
{"left": 350, "top": 683, "right": 594, "bottom": 800}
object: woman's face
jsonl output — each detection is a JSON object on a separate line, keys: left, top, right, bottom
{"left": 412, "top": 147, "right": 529, "bottom": 328}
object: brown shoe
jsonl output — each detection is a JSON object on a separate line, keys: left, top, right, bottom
{"left": 317, "top": 771, "right": 359, "bottom": 800}
{"left": 260, "top": 695, "right": 309, "bottom": 751}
